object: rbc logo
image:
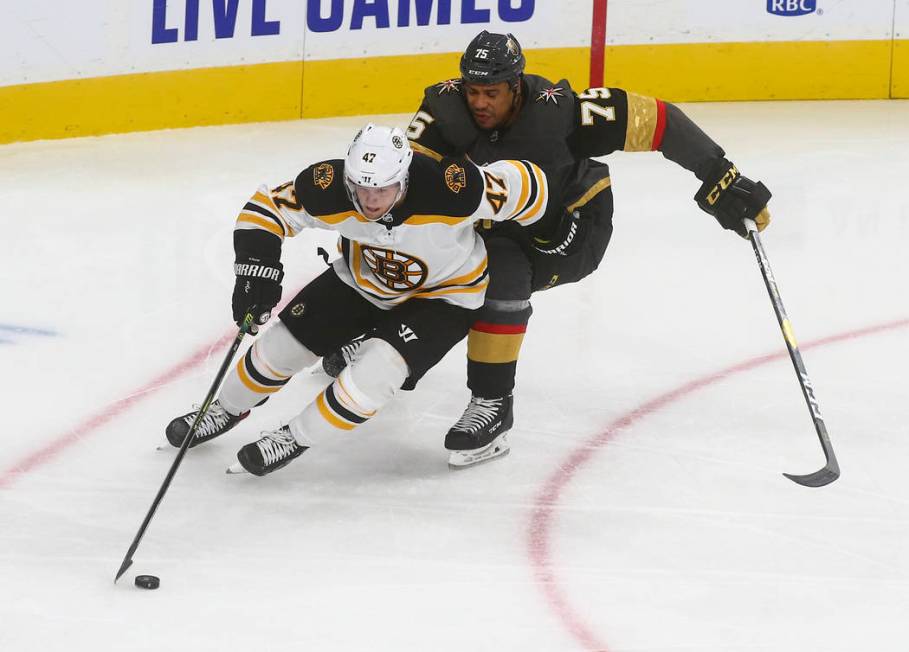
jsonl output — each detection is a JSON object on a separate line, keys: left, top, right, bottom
{"left": 767, "top": 0, "right": 817, "bottom": 15}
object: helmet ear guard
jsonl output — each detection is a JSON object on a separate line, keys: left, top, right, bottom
{"left": 459, "top": 30, "right": 525, "bottom": 88}
{"left": 344, "top": 123, "right": 413, "bottom": 221}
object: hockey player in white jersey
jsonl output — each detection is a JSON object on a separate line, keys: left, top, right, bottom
{"left": 165, "top": 123, "right": 548, "bottom": 475}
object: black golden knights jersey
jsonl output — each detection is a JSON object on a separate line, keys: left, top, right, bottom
{"left": 234, "top": 153, "right": 547, "bottom": 310}
{"left": 405, "top": 74, "right": 726, "bottom": 234}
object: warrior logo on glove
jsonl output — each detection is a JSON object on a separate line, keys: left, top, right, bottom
{"left": 232, "top": 254, "right": 284, "bottom": 332}
{"left": 234, "top": 263, "right": 282, "bottom": 281}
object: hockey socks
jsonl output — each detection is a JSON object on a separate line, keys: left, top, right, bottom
{"left": 218, "top": 321, "right": 318, "bottom": 415}
{"left": 466, "top": 303, "right": 531, "bottom": 398}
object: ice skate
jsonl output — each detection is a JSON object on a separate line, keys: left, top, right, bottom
{"left": 321, "top": 336, "right": 365, "bottom": 377}
{"left": 227, "top": 425, "right": 308, "bottom": 476}
{"left": 165, "top": 400, "right": 248, "bottom": 449}
{"left": 448, "top": 432, "right": 510, "bottom": 469}
{"left": 444, "top": 394, "right": 513, "bottom": 469}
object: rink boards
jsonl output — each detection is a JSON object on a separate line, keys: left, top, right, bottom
{"left": 2, "top": 0, "right": 909, "bottom": 143}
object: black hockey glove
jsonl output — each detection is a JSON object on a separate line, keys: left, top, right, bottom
{"left": 232, "top": 255, "right": 283, "bottom": 333}
{"left": 533, "top": 209, "right": 587, "bottom": 256}
{"left": 694, "top": 159, "right": 772, "bottom": 238}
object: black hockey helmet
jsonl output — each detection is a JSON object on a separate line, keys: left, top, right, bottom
{"left": 460, "top": 31, "right": 525, "bottom": 87}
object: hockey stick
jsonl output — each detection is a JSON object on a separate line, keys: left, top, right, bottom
{"left": 114, "top": 313, "right": 254, "bottom": 582}
{"left": 744, "top": 219, "right": 840, "bottom": 488}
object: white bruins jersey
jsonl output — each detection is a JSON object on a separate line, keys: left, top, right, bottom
{"left": 234, "top": 153, "right": 547, "bottom": 310}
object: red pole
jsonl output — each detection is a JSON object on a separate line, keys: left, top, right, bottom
{"left": 589, "top": 0, "right": 608, "bottom": 87}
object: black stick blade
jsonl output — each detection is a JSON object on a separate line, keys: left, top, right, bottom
{"left": 114, "top": 557, "right": 133, "bottom": 583}
{"left": 783, "top": 460, "right": 840, "bottom": 488}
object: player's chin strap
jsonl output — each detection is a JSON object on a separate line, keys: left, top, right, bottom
{"left": 742, "top": 217, "right": 840, "bottom": 488}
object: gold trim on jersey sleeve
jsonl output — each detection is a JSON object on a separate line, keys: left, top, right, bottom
{"left": 252, "top": 191, "right": 292, "bottom": 232}
{"left": 508, "top": 161, "right": 531, "bottom": 219}
{"left": 566, "top": 177, "right": 612, "bottom": 213}
{"left": 624, "top": 92, "right": 660, "bottom": 152}
{"left": 512, "top": 161, "right": 546, "bottom": 224}
{"left": 410, "top": 141, "right": 443, "bottom": 161}
{"left": 237, "top": 213, "right": 285, "bottom": 238}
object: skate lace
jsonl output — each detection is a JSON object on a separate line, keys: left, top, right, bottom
{"left": 258, "top": 427, "right": 299, "bottom": 466}
{"left": 185, "top": 402, "right": 231, "bottom": 438}
{"left": 452, "top": 396, "right": 503, "bottom": 433}
{"left": 341, "top": 339, "right": 363, "bottom": 365}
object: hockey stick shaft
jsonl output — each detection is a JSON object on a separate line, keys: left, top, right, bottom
{"left": 744, "top": 219, "right": 839, "bottom": 487}
{"left": 114, "top": 313, "right": 254, "bottom": 582}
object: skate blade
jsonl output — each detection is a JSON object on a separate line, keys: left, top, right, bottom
{"left": 448, "top": 436, "right": 510, "bottom": 470}
{"left": 226, "top": 462, "right": 248, "bottom": 474}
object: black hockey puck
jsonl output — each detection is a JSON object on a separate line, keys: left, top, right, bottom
{"left": 134, "top": 575, "right": 160, "bottom": 590}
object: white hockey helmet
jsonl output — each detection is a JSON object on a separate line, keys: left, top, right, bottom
{"left": 344, "top": 123, "right": 413, "bottom": 221}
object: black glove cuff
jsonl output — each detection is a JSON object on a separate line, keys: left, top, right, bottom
{"left": 234, "top": 228, "right": 282, "bottom": 261}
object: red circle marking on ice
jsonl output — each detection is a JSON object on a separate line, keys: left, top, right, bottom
{"left": 527, "top": 318, "right": 909, "bottom": 652}
{"left": 2, "top": 311, "right": 907, "bottom": 649}
{"left": 0, "top": 289, "right": 308, "bottom": 490}
{"left": 0, "top": 331, "right": 236, "bottom": 489}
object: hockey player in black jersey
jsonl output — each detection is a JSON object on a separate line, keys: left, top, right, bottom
{"left": 165, "top": 123, "right": 549, "bottom": 476}
{"left": 323, "top": 31, "right": 772, "bottom": 469}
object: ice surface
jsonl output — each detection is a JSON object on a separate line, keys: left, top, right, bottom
{"left": 1, "top": 100, "right": 908, "bottom": 651}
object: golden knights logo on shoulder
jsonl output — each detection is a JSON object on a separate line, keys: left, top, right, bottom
{"left": 435, "top": 78, "right": 462, "bottom": 95}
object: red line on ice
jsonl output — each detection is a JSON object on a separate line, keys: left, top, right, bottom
{"left": 2, "top": 303, "right": 906, "bottom": 651}
{"left": 0, "top": 331, "right": 236, "bottom": 489}
{"left": 0, "top": 288, "right": 306, "bottom": 490}
{"left": 527, "top": 317, "right": 909, "bottom": 651}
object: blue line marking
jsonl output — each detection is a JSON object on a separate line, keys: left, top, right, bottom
{"left": 0, "top": 324, "right": 58, "bottom": 337}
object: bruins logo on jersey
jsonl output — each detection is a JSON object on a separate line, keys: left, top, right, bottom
{"left": 314, "top": 163, "right": 334, "bottom": 190}
{"left": 361, "top": 246, "right": 428, "bottom": 291}
{"left": 444, "top": 163, "right": 467, "bottom": 194}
